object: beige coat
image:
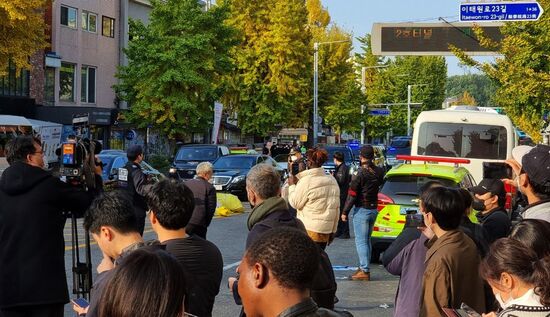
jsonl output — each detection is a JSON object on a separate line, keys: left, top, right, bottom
{"left": 288, "top": 167, "right": 340, "bottom": 235}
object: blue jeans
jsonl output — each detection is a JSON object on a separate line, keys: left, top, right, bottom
{"left": 352, "top": 207, "right": 379, "bottom": 272}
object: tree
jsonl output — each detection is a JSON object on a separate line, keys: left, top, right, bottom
{"left": 115, "top": 0, "right": 237, "bottom": 138}
{"left": 221, "top": 0, "right": 312, "bottom": 136}
{"left": 452, "top": 91, "right": 477, "bottom": 106}
{"left": 451, "top": 0, "right": 550, "bottom": 141}
{"left": 0, "top": 0, "right": 49, "bottom": 76}
{"left": 445, "top": 74, "right": 497, "bottom": 107}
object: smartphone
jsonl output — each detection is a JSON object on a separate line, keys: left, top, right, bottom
{"left": 405, "top": 212, "right": 424, "bottom": 228}
{"left": 483, "top": 162, "right": 513, "bottom": 179}
{"left": 71, "top": 298, "right": 89, "bottom": 309}
{"left": 62, "top": 143, "right": 76, "bottom": 166}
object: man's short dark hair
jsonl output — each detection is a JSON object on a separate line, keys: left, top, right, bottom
{"left": 245, "top": 227, "right": 319, "bottom": 291}
{"left": 5, "top": 136, "right": 41, "bottom": 165}
{"left": 84, "top": 191, "right": 138, "bottom": 234}
{"left": 145, "top": 179, "right": 194, "bottom": 230}
{"left": 333, "top": 151, "right": 344, "bottom": 163}
{"left": 127, "top": 145, "right": 143, "bottom": 161}
{"left": 421, "top": 187, "right": 464, "bottom": 231}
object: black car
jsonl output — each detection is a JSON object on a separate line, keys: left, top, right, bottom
{"left": 211, "top": 154, "right": 285, "bottom": 201}
{"left": 169, "top": 144, "right": 230, "bottom": 179}
{"left": 320, "top": 145, "right": 357, "bottom": 175}
{"left": 386, "top": 136, "right": 412, "bottom": 167}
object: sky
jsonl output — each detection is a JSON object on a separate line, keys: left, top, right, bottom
{"left": 320, "top": 0, "right": 494, "bottom": 76}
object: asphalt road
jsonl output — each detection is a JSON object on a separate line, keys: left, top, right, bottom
{"left": 62, "top": 205, "right": 398, "bottom": 317}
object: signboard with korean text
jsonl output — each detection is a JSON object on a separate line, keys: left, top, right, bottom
{"left": 372, "top": 22, "right": 503, "bottom": 56}
{"left": 369, "top": 109, "right": 391, "bottom": 116}
{"left": 460, "top": 2, "right": 543, "bottom": 22}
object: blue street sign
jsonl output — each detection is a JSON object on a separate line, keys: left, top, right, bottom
{"left": 369, "top": 109, "right": 391, "bottom": 116}
{"left": 460, "top": 2, "right": 544, "bottom": 22}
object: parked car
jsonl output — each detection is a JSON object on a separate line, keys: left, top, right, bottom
{"left": 169, "top": 144, "right": 230, "bottom": 179}
{"left": 371, "top": 155, "right": 477, "bottom": 262}
{"left": 385, "top": 136, "right": 412, "bottom": 167}
{"left": 97, "top": 152, "right": 164, "bottom": 184}
{"left": 211, "top": 154, "right": 285, "bottom": 201}
{"left": 319, "top": 145, "right": 357, "bottom": 175}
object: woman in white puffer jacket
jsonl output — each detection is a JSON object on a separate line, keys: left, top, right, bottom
{"left": 288, "top": 148, "right": 340, "bottom": 250}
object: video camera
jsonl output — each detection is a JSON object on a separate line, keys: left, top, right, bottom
{"left": 58, "top": 138, "right": 102, "bottom": 189}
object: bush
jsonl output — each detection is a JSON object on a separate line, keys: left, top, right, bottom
{"left": 148, "top": 154, "right": 171, "bottom": 174}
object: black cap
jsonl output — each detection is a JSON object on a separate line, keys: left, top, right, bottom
{"left": 469, "top": 178, "right": 506, "bottom": 198}
{"left": 360, "top": 145, "right": 374, "bottom": 159}
{"left": 127, "top": 145, "right": 143, "bottom": 158}
{"left": 512, "top": 144, "right": 550, "bottom": 188}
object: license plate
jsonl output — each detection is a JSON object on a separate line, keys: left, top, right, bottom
{"left": 118, "top": 168, "right": 128, "bottom": 181}
{"left": 214, "top": 185, "right": 223, "bottom": 191}
{"left": 400, "top": 206, "right": 418, "bottom": 215}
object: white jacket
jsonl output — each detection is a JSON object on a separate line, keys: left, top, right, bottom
{"left": 288, "top": 167, "right": 340, "bottom": 234}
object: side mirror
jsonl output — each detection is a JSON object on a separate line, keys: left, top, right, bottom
{"left": 109, "top": 169, "right": 118, "bottom": 180}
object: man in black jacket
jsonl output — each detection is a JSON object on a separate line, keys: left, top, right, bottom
{"left": 333, "top": 151, "right": 351, "bottom": 239}
{"left": 342, "top": 145, "right": 384, "bottom": 281}
{"left": 229, "top": 164, "right": 337, "bottom": 310}
{"left": 184, "top": 162, "right": 217, "bottom": 239}
{"left": 120, "top": 145, "right": 152, "bottom": 235}
{"left": 0, "top": 136, "right": 102, "bottom": 317}
{"left": 470, "top": 178, "right": 511, "bottom": 243}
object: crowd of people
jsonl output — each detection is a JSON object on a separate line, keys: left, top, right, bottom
{"left": 1, "top": 134, "right": 550, "bottom": 317}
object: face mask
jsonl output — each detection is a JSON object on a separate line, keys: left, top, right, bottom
{"left": 472, "top": 198, "right": 486, "bottom": 211}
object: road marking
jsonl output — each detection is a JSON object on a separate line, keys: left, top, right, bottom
{"left": 223, "top": 261, "right": 241, "bottom": 271}
{"left": 332, "top": 265, "right": 359, "bottom": 271}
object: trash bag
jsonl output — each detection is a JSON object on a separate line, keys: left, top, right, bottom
{"left": 215, "top": 206, "right": 232, "bottom": 217}
{"left": 217, "top": 193, "right": 245, "bottom": 213}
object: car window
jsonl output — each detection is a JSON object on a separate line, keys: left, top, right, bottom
{"left": 257, "top": 156, "right": 267, "bottom": 164}
{"left": 417, "top": 122, "right": 507, "bottom": 159}
{"left": 176, "top": 147, "right": 217, "bottom": 161}
{"left": 381, "top": 175, "right": 458, "bottom": 197}
{"left": 112, "top": 157, "right": 127, "bottom": 169}
{"left": 213, "top": 156, "right": 255, "bottom": 169}
{"left": 390, "top": 140, "right": 411, "bottom": 148}
{"left": 267, "top": 157, "right": 279, "bottom": 168}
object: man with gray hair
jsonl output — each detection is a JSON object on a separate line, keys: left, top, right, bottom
{"left": 184, "top": 162, "right": 217, "bottom": 239}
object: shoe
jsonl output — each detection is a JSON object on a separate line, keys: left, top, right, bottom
{"left": 351, "top": 270, "right": 371, "bottom": 281}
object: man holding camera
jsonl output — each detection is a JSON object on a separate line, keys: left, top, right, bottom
{"left": 0, "top": 136, "right": 102, "bottom": 317}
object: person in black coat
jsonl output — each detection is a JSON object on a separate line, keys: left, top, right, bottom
{"left": 333, "top": 151, "right": 351, "bottom": 239}
{"left": 0, "top": 136, "right": 102, "bottom": 317}
{"left": 184, "top": 162, "right": 217, "bottom": 239}
{"left": 120, "top": 145, "right": 152, "bottom": 236}
{"left": 470, "top": 178, "right": 512, "bottom": 243}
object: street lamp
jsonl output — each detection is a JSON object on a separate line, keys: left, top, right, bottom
{"left": 407, "top": 84, "right": 428, "bottom": 136}
{"left": 361, "top": 65, "right": 388, "bottom": 144}
{"left": 313, "top": 40, "right": 349, "bottom": 146}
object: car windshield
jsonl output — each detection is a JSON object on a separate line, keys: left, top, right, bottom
{"left": 214, "top": 156, "right": 255, "bottom": 169}
{"left": 176, "top": 147, "right": 217, "bottom": 161}
{"left": 381, "top": 175, "right": 457, "bottom": 197}
{"left": 390, "top": 139, "right": 411, "bottom": 148}
{"left": 417, "top": 122, "right": 508, "bottom": 159}
{"left": 325, "top": 148, "right": 353, "bottom": 163}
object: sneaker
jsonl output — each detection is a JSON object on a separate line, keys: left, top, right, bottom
{"left": 351, "top": 270, "right": 371, "bottom": 281}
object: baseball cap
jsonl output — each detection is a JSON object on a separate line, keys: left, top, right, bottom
{"left": 360, "top": 145, "right": 374, "bottom": 159}
{"left": 512, "top": 144, "right": 550, "bottom": 188}
{"left": 469, "top": 178, "right": 506, "bottom": 198}
{"left": 127, "top": 145, "right": 143, "bottom": 158}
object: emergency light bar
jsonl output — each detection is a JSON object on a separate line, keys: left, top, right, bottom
{"left": 396, "top": 155, "right": 471, "bottom": 165}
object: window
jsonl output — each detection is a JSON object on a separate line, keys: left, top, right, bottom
{"left": 44, "top": 67, "right": 55, "bottom": 106}
{"left": 417, "top": 122, "right": 508, "bottom": 160}
{"left": 81, "top": 11, "right": 97, "bottom": 32}
{"left": 0, "top": 61, "right": 29, "bottom": 97}
{"left": 59, "top": 62, "right": 75, "bottom": 102}
{"left": 60, "top": 6, "right": 77, "bottom": 29}
{"left": 102, "top": 16, "right": 115, "bottom": 38}
{"left": 81, "top": 66, "right": 96, "bottom": 103}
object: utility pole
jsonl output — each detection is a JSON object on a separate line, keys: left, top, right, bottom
{"left": 407, "top": 84, "right": 428, "bottom": 136}
{"left": 361, "top": 65, "right": 388, "bottom": 144}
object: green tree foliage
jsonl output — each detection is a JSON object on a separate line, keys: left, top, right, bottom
{"left": 115, "top": 0, "right": 236, "bottom": 137}
{"left": 221, "top": 0, "right": 312, "bottom": 135}
{"left": 445, "top": 74, "right": 497, "bottom": 107}
{"left": 0, "top": 0, "right": 49, "bottom": 76}
{"left": 355, "top": 35, "right": 447, "bottom": 138}
{"left": 451, "top": 0, "right": 550, "bottom": 142}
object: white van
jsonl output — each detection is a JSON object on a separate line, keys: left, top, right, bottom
{"left": 411, "top": 107, "right": 517, "bottom": 183}
{"left": 0, "top": 115, "right": 34, "bottom": 176}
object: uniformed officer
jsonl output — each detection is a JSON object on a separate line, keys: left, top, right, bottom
{"left": 120, "top": 145, "right": 152, "bottom": 235}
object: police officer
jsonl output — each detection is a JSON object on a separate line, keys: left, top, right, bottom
{"left": 121, "top": 145, "right": 152, "bottom": 235}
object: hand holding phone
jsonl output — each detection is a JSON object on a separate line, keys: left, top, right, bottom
{"left": 71, "top": 298, "right": 89, "bottom": 309}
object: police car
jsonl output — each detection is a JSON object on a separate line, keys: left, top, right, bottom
{"left": 371, "top": 155, "right": 477, "bottom": 262}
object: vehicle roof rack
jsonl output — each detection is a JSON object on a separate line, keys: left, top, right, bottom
{"left": 396, "top": 155, "right": 471, "bottom": 168}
